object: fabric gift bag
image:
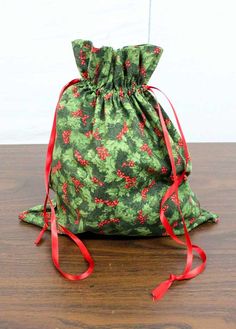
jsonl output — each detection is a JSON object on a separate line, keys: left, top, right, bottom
{"left": 19, "top": 38, "right": 219, "bottom": 301}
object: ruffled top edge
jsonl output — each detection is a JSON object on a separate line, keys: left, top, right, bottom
{"left": 71, "top": 38, "right": 164, "bottom": 53}
{"left": 71, "top": 38, "right": 164, "bottom": 88}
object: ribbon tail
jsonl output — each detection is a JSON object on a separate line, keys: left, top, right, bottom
{"left": 34, "top": 78, "right": 95, "bottom": 281}
{"left": 49, "top": 197, "right": 95, "bottom": 280}
{"left": 35, "top": 78, "right": 80, "bottom": 246}
{"left": 147, "top": 85, "right": 207, "bottom": 302}
{"left": 34, "top": 223, "right": 48, "bottom": 245}
{"left": 151, "top": 276, "right": 175, "bottom": 301}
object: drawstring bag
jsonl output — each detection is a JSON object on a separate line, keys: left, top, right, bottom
{"left": 19, "top": 38, "right": 219, "bottom": 301}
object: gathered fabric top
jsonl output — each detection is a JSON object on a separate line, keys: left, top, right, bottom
{"left": 72, "top": 39, "right": 163, "bottom": 91}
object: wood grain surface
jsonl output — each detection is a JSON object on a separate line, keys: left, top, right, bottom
{"left": 0, "top": 143, "right": 235, "bottom": 329}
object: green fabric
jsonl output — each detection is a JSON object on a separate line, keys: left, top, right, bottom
{"left": 19, "top": 38, "right": 219, "bottom": 236}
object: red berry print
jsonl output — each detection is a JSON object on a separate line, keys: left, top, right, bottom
{"left": 104, "top": 92, "right": 113, "bottom": 100}
{"left": 90, "top": 99, "right": 97, "bottom": 107}
{"left": 161, "top": 166, "right": 168, "bottom": 174}
{"left": 116, "top": 122, "right": 128, "bottom": 140}
{"left": 93, "top": 130, "right": 102, "bottom": 140}
{"left": 119, "top": 87, "right": 124, "bottom": 100}
{"left": 74, "top": 209, "right": 81, "bottom": 225}
{"left": 71, "top": 176, "right": 84, "bottom": 192}
{"left": 74, "top": 92, "right": 80, "bottom": 98}
{"left": 177, "top": 155, "right": 182, "bottom": 166}
{"left": 129, "top": 160, "right": 135, "bottom": 167}
{"left": 62, "top": 182, "right": 68, "bottom": 203}
{"left": 117, "top": 169, "right": 136, "bottom": 188}
{"left": 95, "top": 89, "right": 100, "bottom": 96}
{"left": 139, "top": 122, "right": 145, "bottom": 135}
{"left": 141, "top": 179, "right": 156, "bottom": 200}
{"left": 141, "top": 187, "right": 149, "bottom": 200}
{"left": 84, "top": 42, "right": 92, "bottom": 49}
{"left": 51, "top": 160, "right": 61, "bottom": 174}
{"left": 98, "top": 218, "right": 120, "bottom": 228}
{"left": 178, "top": 138, "right": 184, "bottom": 147}
{"left": 161, "top": 204, "right": 169, "bottom": 213}
{"left": 61, "top": 205, "right": 67, "bottom": 214}
{"left": 74, "top": 150, "right": 89, "bottom": 166}
{"left": 139, "top": 112, "right": 146, "bottom": 136}
{"left": 147, "top": 167, "right": 157, "bottom": 173}
{"left": 140, "top": 143, "right": 152, "bottom": 156}
{"left": 124, "top": 59, "right": 131, "bottom": 69}
{"left": 95, "top": 197, "right": 119, "bottom": 207}
{"left": 71, "top": 108, "right": 89, "bottom": 126}
{"left": 85, "top": 128, "right": 102, "bottom": 140}
{"left": 189, "top": 217, "right": 196, "bottom": 225}
{"left": 153, "top": 126, "right": 163, "bottom": 138}
{"left": 122, "top": 160, "right": 135, "bottom": 167}
{"left": 57, "top": 103, "right": 65, "bottom": 111}
{"left": 184, "top": 174, "right": 188, "bottom": 181}
{"left": 165, "top": 118, "right": 171, "bottom": 126}
{"left": 84, "top": 130, "right": 91, "bottom": 138}
{"left": 94, "top": 63, "right": 100, "bottom": 84}
{"left": 139, "top": 66, "right": 146, "bottom": 76}
{"left": 136, "top": 210, "right": 148, "bottom": 225}
{"left": 18, "top": 210, "right": 29, "bottom": 220}
{"left": 170, "top": 193, "right": 180, "bottom": 206}
{"left": 82, "top": 114, "right": 89, "bottom": 126}
{"left": 172, "top": 221, "right": 178, "bottom": 228}
{"left": 141, "top": 112, "right": 146, "bottom": 122}
{"left": 96, "top": 146, "right": 110, "bottom": 160}
{"left": 79, "top": 50, "right": 86, "bottom": 65}
{"left": 154, "top": 47, "right": 161, "bottom": 54}
{"left": 62, "top": 182, "right": 67, "bottom": 194}
{"left": 82, "top": 71, "right": 88, "bottom": 79}
{"left": 91, "top": 176, "right": 104, "bottom": 186}
{"left": 62, "top": 130, "right": 71, "bottom": 144}
{"left": 71, "top": 86, "right": 80, "bottom": 98}
{"left": 72, "top": 108, "right": 83, "bottom": 117}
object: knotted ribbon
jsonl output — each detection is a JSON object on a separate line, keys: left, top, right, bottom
{"left": 146, "top": 85, "right": 207, "bottom": 301}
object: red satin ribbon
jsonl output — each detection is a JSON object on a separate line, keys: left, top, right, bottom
{"left": 34, "top": 78, "right": 95, "bottom": 280}
{"left": 146, "top": 85, "right": 207, "bottom": 301}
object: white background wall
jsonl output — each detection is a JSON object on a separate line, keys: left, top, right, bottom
{"left": 0, "top": 0, "right": 235, "bottom": 144}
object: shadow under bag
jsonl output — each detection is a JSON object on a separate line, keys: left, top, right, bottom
{"left": 19, "top": 38, "right": 219, "bottom": 301}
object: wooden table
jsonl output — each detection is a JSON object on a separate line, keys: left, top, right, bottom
{"left": 0, "top": 144, "right": 235, "bottom": 329}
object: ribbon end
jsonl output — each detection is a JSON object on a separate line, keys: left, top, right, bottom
{"left": 34, "top": 224, "right": 48, "bottom": 245}
{"left": 151, "top": 275, "right": 175, "bottom": 301}
{"left": 34, "top": 236, "right": 42, "bottom": 245}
